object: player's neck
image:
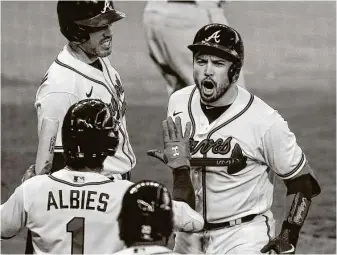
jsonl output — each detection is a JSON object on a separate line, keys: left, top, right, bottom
{"left": 202, "top": 84, "right": 238, "bottom": 107}
{"left": 68, "top": 43, "right": 99, "bottom": 64}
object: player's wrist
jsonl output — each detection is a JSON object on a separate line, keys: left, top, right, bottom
{"left": 172, "top": 166, "right": 195, "bottom": 209}
{"left": 282, "top": 221, "right": 301, "bottom": 233}
{"left": 168, "top": 159, "right": 191, "bottom": 169}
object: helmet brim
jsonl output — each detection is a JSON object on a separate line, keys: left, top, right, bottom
{"left": 74, "top": 9, "right": 126, "bottom": 28}
{"left": 188, "top": 43, "right": 240, "bottom": 63}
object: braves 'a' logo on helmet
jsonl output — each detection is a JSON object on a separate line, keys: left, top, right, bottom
{"left": 204, "top": 30, "right": 221, "bottom": 44}
{"left": 101, "top": 0, "right": 114, "bottom": 13}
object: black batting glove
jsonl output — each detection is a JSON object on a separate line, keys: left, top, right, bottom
{"left": 261, "top": 221, "right": 300, "bottom": 254}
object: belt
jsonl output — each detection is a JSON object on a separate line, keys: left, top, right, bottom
{"left": 167, "top": 0, "right": 197, "bottom": 4}
{"left": 204, "top": 214, "right": 257, "bottom": 230}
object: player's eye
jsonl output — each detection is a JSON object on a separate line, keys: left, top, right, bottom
{"left": 196, "top": 59, "right": 207, "bottom": 65}
{"left": 213, "top": 61, "right": 226, "bottom": 66}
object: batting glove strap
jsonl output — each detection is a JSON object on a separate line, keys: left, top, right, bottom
{"left": 164, "top": 142, "right": 191, "bottom": 169}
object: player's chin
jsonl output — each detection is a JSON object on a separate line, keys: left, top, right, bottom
{"left": 97, "top": 47, "right": 112, "bottom": 58}
{"left": 201, "top": 94, "right": 217, "bottom": 104}
{"left": 200, "top": 86, "right": 217, "bottom": 103}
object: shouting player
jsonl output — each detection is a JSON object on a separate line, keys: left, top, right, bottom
{"left": 35, "top": 0, "right": 135, "bottom": 179}
{"left": 148, "top": 23, "right": 321, "bottom": 254}
{"left": 143, "top": 0, "right": 246, "bottom": 96}
{"left": 2, "top": 99, "right": 203, "bottom": 254}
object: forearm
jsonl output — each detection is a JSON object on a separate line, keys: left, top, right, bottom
{"left": 282, "top": 192, "right": 311, "bottom": 246}
{"left": 281, "top": 173, "right": 315, "bottom": 246}
{"left": 172, "top": 166, "right": 195, "bottom": 210}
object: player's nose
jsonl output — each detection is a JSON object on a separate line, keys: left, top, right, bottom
{"left": 103, "top": 24, "right": 114, "bottom": 37}
{"left": 204, "top": 61, "right": 214, "bottom": 76}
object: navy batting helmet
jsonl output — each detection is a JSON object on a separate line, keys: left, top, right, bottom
{"left": 57, "top": 0, "right": 125, "bottom": 42}
{"left": 62, "top": 99, "right": 120, "bottom": 169}
{"left": 118, "top": 180, "right": 173, "bottom": 246}
{"left": 188, "top": 23, "right": 244, "bottom": 83}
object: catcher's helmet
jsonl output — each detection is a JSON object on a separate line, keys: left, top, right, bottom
{"left": 62, "top": 99, "right": 120, "bottom": 169}
{"left": 57, "top": 0, "right": 125, "bottom": 42}
{"left": 188, "top": 23, "right": 244, "bottom": 83}
{"left": 118, "top": 180, "right": 173, "bottom": 246}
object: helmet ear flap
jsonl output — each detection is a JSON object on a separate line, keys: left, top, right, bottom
{"left": 228, "top": 61, "right": 242, "bottom": 84}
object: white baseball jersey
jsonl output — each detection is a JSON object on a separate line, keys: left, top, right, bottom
{"left": 1, "top": 169, "right": 133, "bottom": 254}
{"left": 113, "top": 245, "right": 176, "bottom": 255}
{"left": 168, "top": 85, "right": 306, "bottom": 223}
{"left": 35, "top": 44, "right": 136, "bottom": 177}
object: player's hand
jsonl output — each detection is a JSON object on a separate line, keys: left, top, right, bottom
{"left": 21, "top": 163, "right": 52, "bottom": 183}
{"left": 261, "top": 227, "right": 297, "bottom": 254}
{"left": 147, "top": 116, "right": 192, "bottom": 169}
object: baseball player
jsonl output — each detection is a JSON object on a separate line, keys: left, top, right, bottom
{"left": 143, "top": 0, "right": 246, "bottom": 96}
{"left": 35, "top": 0, "right": 135, "bottom": 180}
{"left": 2, "top": 99, "right": 133, "bottom": 253}
{"left": 114, "top": 180, "right": 201, "bottom": 255}
{"left": 2, "top": 99, "right": 203, "bottom": 253}
{"left": 148, "top": 23, "right": 321, "bottom": 254}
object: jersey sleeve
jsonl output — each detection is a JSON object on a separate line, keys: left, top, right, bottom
{"left": 35, "top": 92, "right": 79, "bottom": 151}
{"left": 261, "top": 115, "right": 306, "bottom": 179}
{"left": 1, "top": 185, "right": 26, "bottom": 239}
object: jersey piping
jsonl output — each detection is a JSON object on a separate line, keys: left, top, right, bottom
{"left": 263, "top": 214, "right": 272, "bottom": 243}
{"left": 48, "top": 175, "right": 114, "bottom": 187}
{"left": 55, "top": 58, "right": 113, "bottom": 96}
{"left": 119, "top": 127, "right": 134, "bottom": 166}
{"left": 276, "top": 152, "right": 305, "bottom": 179}
{"left": 207, "top": 94, "right": 254, "bottom": 138}
{"left": 188, "top": 86, "right": 198, "bottom": 137}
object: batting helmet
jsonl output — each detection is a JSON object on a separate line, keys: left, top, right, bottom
{"left": 118, "top": 180, "right": 173, "bottom": 246}
{"left": 57, "top": 0, "right": 125, "bottom": 42}
{"left": 188, "top": 23, "right": 244, "bottom": 83}
{"left": 62, "top": 99, "right": 120, "bottom": 169}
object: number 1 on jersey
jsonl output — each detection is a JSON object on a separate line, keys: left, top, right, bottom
{"left": 67, "top": 217, "right": 85, "bottom": 254}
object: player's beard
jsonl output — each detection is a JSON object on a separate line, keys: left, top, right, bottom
{"left": 80, "top": 38, "right": 113, "bottom": 59}
{"left": 198, "top": 78, "right": 231, "bottom": 104}
{"left": 96, "top": 36, "right": 113, "bottom": 57}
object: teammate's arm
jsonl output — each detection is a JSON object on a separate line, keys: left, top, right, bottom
{"left": 260, "top": 116, "right": 321, "bottom": 254}
{"left": 1, "top": 185, "right": 26, "bottom": 239}
{"left": 35, "top": 92, "right": 79, "bottom": 172}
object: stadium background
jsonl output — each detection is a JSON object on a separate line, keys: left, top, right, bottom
{"left": 1, "top": 1, "right": 336, "bottom": 253}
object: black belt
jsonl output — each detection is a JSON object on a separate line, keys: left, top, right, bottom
{"left": 204, "top": 214, "right": 257, "bottom": 230}
{"left": 167, "top": 0, "right": 197, "bottom": 4}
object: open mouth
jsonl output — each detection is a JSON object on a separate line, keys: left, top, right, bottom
{"left": 202, "top": 80, "right": 215, "bottom": 96}
{"left": 101, "top": 38, "right": 112, "bottom": 48}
